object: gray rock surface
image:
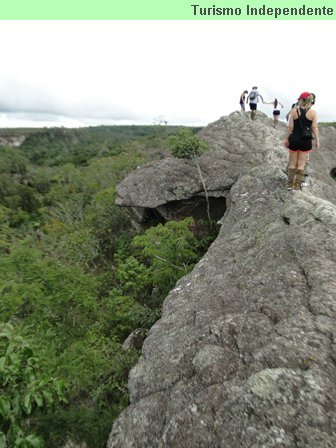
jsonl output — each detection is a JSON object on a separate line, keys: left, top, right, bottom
{"left": 0, "top": 134, "right": 26, "bottom": 147}
{"left": 108, "top": 112, "right": 336, "bottom": 447}
{"left": 122, "top": 328, "right": 148, "bottom": 351}
{"left": 116, "top": 112, "right": 286, "bottom": 209}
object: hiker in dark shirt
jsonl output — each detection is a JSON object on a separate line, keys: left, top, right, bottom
{"left": 239, "top": 90, "right": 248, "bottom": 111}
{"left": 284, "top": 92, "right": 319, "bottom": 190}
{"left": 286, "top": 102, "right": 297, "bottom": 122}
{"left": 301, "top": 93, "right": 316, "bottom": 186}
{"left": 286, "top": 93, "right": 317, "bottom": 187}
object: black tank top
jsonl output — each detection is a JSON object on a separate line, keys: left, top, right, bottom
{"left": 293, "top": 108, "right": 312, "bottom": 135}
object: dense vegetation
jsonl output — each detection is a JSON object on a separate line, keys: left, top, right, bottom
{"left": 0, "top": 125, "right": 216, "bottom": 448}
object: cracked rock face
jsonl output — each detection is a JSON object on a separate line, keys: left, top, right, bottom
{"left": 108, "top": 112, "right": 336, "bottom": 447}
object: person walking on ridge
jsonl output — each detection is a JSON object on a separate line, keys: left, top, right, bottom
{"left": 265, "top": 97, "right": 284, "bottom": 128}
{"left": 286, "top": 102, "right": 297, "bottom": 122}
{"left": 239, "top": 90, "right": 248, "bottom": 111}
{"left": 246, "top": 86, "right": 264, "bottom": 120}
{"left": 284, "top": 92, "right": 319, "bottom": 191}
{"left": 301, "top": 92, "right": 316, "bottom": 187}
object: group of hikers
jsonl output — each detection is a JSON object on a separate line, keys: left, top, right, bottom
{"left": 239, "top": 87, "right": 319, "bottom": 191}
{"left": 239, "top": 86, "right": 284, "bottom": 127}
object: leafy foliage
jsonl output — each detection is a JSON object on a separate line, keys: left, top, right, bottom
{"left": 0, "top": 147, "right": 40, "bottom": 227}
{"left": 132, "top": 218, "right": 200, "bottom": 295}
{"left": 170, "top": 129, "right": 213, "bottom": 226}
{"left": 170, "top": 128, "right": 208, "bottom": 159}
{"left": 0, "top": 323, "right": 66, "bottom": 448}
{"left": 19, "top": 125, "right": 194, "bottom": 166}
{"left": 0, "top": 124, "right": 217, "bottom": 447}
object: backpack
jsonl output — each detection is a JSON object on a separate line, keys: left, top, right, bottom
{"left": 297, "top": 108, "right": 313, "bottom": 140}
{"left": 249, "top": 91, "right": 257, "bottom": 101}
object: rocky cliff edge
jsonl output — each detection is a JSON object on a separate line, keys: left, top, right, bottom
{"left": 108, "top": 112, "right": 336, "bottom": 448}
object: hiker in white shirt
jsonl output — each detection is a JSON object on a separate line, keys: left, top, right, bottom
{"left": 246, "top": 86, "right": 264, "bottom": 120}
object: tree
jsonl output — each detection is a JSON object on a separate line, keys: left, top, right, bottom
{"left": 131, "top": 218, "right": 200, "bottom": 296}
{"left": 0, "top": 323, "right": 66, "bottom": 448}
{"left": 170, "top": 129, "right": 212, "bottom": 226}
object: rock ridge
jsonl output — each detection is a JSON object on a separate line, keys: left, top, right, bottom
{"left": 108, "top": 112, "right": 336, "bottom": 447}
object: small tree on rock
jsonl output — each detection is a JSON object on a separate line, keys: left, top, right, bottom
{"left": 170, "top": 129, "right": 212, "bottom": 226}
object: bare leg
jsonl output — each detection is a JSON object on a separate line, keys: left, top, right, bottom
{"left": 297, "top": 151, "right": 308, "bottom": 171}
{"left": 289, "top": 151, "right": 299, "bottom": 169}
{"left": 302, "top": 153, "right": 310, "bottom": 186}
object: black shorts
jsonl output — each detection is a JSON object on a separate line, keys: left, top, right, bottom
{"left": 288, "top": 133, "right": 312, "bottom": 151}
{"left": 249, "top": 103, "right": 257, "bottom": 111}
{"left": 273, "top": 109, "right": 280, "bottom": 116}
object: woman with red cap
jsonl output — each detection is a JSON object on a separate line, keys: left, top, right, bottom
{"left": 284, "top": 92, "right": 320, "bottom": 190}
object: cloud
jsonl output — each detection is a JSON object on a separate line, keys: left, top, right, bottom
{"left": 0, "top": 21, "right": 335, "bottom": 127}
{"left": 0, "top": 76, "right": 135, "bottom": 121}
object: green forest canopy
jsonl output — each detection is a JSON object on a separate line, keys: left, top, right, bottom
{"left": 0, "top": 124, "right": 217, "bottom": 448}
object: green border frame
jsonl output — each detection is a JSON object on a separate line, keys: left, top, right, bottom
{"left": 0, "top": 1, "right": 335, "bottom": 20}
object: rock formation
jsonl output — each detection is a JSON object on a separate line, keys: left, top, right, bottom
{"left": 108, "top": 112, "right": 336, "bottom": 447}
{"left": 0, "top": 134, "right": 26, "bottom": 147}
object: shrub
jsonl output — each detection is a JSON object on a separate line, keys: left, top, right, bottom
{"left": 170, "top": 129, "right": 208, "bottom": 159}
{"left": 0, "top": 323, "right": 66, "bottom": 448}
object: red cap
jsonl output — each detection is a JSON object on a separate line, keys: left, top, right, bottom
{"left": 298, "top": 92, "right": 311, "bottom": 99}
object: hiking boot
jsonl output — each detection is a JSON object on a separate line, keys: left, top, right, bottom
{"left": 294, "top": 169, "right": 305, "bottom": 190}
{"left": 301, "top": 174, "right": 309, "bottom": 187}
{"left": 287, "top": 168, "right": 296, "bottom": 190}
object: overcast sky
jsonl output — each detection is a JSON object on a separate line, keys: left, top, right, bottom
{"left": 0, "top": 20, "right": 335, "bottom": 128}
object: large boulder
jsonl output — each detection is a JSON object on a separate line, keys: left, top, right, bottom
{"left": 108, "top": 112, "right": 336, "bottom": 447}
{"left": 116, "top": 112, "right": 287, "bottom": 206}
{"left": 115, "top": 112, "right": 288, "bottom": 224}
